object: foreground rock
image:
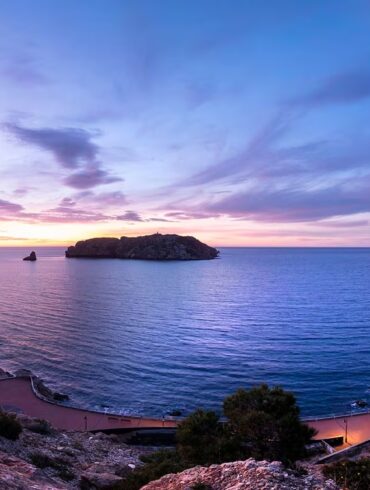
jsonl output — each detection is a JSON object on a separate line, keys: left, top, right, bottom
{"left": 141, "top": 459, "right": 339, "bottom": 490}
{"left": 65, "top": 233, "right": 219, "bottom": 260}
{"left": 0, "top": 451, "right": 67, "bottom": 489}
{"left": 23, "top": 251, "right": 37, "bottom": 262}
{"left": 0, "top": 414, "right": 152, "bottom": 489}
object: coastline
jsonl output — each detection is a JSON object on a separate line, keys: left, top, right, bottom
{"left": 2, "top": 372, "right": 370, "bottom": 450}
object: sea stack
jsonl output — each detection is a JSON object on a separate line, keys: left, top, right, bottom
{"left": 23, "top": 251, "right": 37, "bottom": 261}
{"left": 66, "top": 233, "right": 219, "bottom": 260}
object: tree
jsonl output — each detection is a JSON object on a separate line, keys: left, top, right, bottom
{"left": 223, "top": 384, "right": 316, "bottom": 463}
{"left": 177, "top": 409, "right": 239, "bottom": 465}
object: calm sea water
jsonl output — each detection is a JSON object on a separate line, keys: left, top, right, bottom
{"left": 0, "top": 247, "right": 369, "bottom": 418}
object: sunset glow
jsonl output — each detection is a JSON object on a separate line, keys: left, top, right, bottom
{"left": 1, "top": 1, "right": 369, "bottom": 247}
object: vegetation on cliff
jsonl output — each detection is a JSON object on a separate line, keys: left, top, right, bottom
{"left": 323, "top": 459, "right": 370, "bottom": 490}
{"left": 0, "top": 411, "right": 22, "bottom": 440}
{"left": 121, "top": 384, "right": 316, "bottom": 489}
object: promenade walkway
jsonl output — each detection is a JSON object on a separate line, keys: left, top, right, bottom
{"left": 0, "top": 377, "right": 177, "bottom": 432}
{"left": 306, "top": 412, "right": 370, "bottom": 446}
{"left": 1, "top": 377, "right": 370, "bottom": 446}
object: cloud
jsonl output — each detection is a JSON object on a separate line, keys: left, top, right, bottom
{"left": 315, "top": 219, "right": 369, "bottom": 228}
{"left": 204, "top": 176, "right": 370, "bottom": 222}
{"left": 13, "top": 187, "right": 32, "bottom": 197}
{"left": 0, "top": 199, "right": 24, "bottom": 214}
{"left": 180, "top": 111, "right": 294, "bottom": 187}
{"left": 0, "top": 235, "right": 30, "bottom": 241}
{"left": 87, "top": 191, "right": 128, "bottom": 207}
{"left": 116, "top": 210, "right": 144, "bottom": 222}
{"left": 291, "top": 68, "right": 370, "bottom": 107}
{"left": 38, "top": 206, "right": 111, "bottom": 224}
{"left": 165, "top": 211, "right": 219, "bottom": 220}
{"left": 6, "top": 123, "right": 99, "bottom": 169}
{"left": 0, "top": 198, "right": 37, "bottom": 222}
{"left": 5, "top": 122, "right": 123, "bottom": 189}
{"left": 59, "top": 197, "right": 76, "bottom": 207}
{"left": 1, "top": 53, "right": 49, "bottom": 86}
{"left": 64, "top": 167, "right": 122, "bottom": 189}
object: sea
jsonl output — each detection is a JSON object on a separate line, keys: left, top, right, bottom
{"left": 0, "top": 247, "right": 369, "bottom": 418}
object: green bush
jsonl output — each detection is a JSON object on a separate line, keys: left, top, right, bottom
{"left": 106, "top": 385, "right": 317, "bottom": 489}
{"left": 30, "top": 452, "right": 74, "bottom": 482}
{"left": 177, "top": 409, "right": 240, "bottom": 466}
{"left": 107, "top": 450, "right": 186, "bottom": 490}
{"left": 27, "top": 419, "right": 54, "bottom": 435}
{"left": 323, "top": 458, "right": 370, "bottom": 490}
{"left": 0, "top": 411, "right": 22, "bottom": 440}
{"left": 223, "top": 384, "right": 316, "bottom": 463}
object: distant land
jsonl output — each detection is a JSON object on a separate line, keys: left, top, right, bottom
{"left": 65, "top": 233, "right": 219, "bottom": 260}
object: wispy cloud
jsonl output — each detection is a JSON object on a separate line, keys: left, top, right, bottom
{"left": 0, "top": 198, "right": 37, "bottom": 221}
{"left": 64, "top": 166, "right": 122, "bottom": 189}
{"left": 204, "top": 176, "right": 370, "bottom": 222}
{"left": 6, "top": 124, "right": 100, "bottom": 169}
{"left": 5, "top": 122, "right": 122, "bottom": 189}
{"left": 0, "top": 198, "right": 23, "bottom": 214}
{"left": 0, "top": 52, "right": 49, "bottom": 86}
{"left": 116, "top": 210, "right": 144, "bottom": 222}
{"left": 180, "top": 111, "right": 295, "bottom": 187}
{"left": 290, "top": 68, "right": 370, "bottom": 107}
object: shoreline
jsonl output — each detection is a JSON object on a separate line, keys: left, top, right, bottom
{"left": 2, "top": 366, "right": 368, "bottom": 422}
{"left": 2, "top": 372, "right": 370, "bottom": 449}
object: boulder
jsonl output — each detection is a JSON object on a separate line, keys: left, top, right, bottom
{"left": 33, "top": 378, "right": 70, "bottom": 403}
{"left": 23, "top": 251, "right": 37, "bottom": 261}
{"left": 0, "top": 451, "right": 67, "bottom": 489}
{"left": 66, "top": 234, "right": 219, "bottom": 261}
{"left": 14, "top": 369, "right": 34, "bottom": 378}
{"left": 80, "top": 471, "right": 123, "bottom": 489}
{"left": 0, "top": 368, "right": 13, "bottom": 380}
{"left": 141, "top": 458, "right": 339, "bottom": 490}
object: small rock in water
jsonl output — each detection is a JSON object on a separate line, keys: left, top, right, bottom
{"left": 167, "top": 409, "right": 183, "bottom": 417}
{"left": 23, "top": 251, "right": 37, "bottom": 261}
{"left": 355, "top": 399, "right": 368, "bottom": 408}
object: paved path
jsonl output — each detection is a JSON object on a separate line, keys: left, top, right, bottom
{"left": 306, "top": 412, "right": 370, "bottom": 446}
{"left": 1, "top": 377, "right": 370, "bottom": 445}
{"left": 0, "top": 377, "right": 177, "bottom": 432}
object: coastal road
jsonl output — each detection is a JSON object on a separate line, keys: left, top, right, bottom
{"left": 306, "top": 412, "right": 370, "bottom": 446}
{"left": 1, "top": 376, "right": 370, "bottom": 446}
{"left": 0, "top": 377, "right": 177, "bottom": 432}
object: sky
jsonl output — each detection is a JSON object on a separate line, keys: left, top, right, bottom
{"left": 0, "top": 0, "right": 369, "bottom": 247}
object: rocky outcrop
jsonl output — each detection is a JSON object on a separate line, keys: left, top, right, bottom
{"left": 23, "top": 251, "right": 37, "bottom": 262}
{"left": 141, "top": 459, "right": 339, "bottom": 490}
{"left": 0, "top": 451, "right": 68, "bottom": 489}
{"left": 65, "top": 233, "right": 219, "bottom": 260}
{"left": 11, "top": 369, "right": 69, "bottom": 403}
{"left": 0, "top": 414, "right": 151, "bottom": 489}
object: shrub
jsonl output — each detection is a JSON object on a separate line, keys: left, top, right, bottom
{"left": 108, "top": 450, "right": 186, "bottom": 490}
{"left": 223, "top": 384, "right": 316, "bottom": 464}
{"left": 323, "top": 459, "right": 370, "bottom": 490}
{"left": 30, "top": 452, "right": 74, "bottom": 482}
{"left": 177, "top": 409, "right": 240, "bottom": 465}
{"left": 27, "top": 419, "right": 54, "bottom": 435}
{"left": 105, "top": 385, "right": 316, "bottom": 489}
{"left": 0, "top": 410, "right": 22, "bottom": 440}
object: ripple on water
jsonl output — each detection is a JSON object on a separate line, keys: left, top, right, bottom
{"left": 0, "top": 247, "right": 369, "bottom": 417}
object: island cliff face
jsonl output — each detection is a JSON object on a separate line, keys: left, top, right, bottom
{"left": 65, "top": 233, "right": 219, "bottom": 260}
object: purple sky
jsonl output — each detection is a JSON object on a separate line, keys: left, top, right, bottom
{"left": 0, "top": 0, "right": 369, "bottom": 246}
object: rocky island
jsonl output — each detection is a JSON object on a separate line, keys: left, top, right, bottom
{"left": 65, "top": 233, "right": 219, "bottom": 260}
{"left": 23, "top": 251, "right": 37, "bottom": 261}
